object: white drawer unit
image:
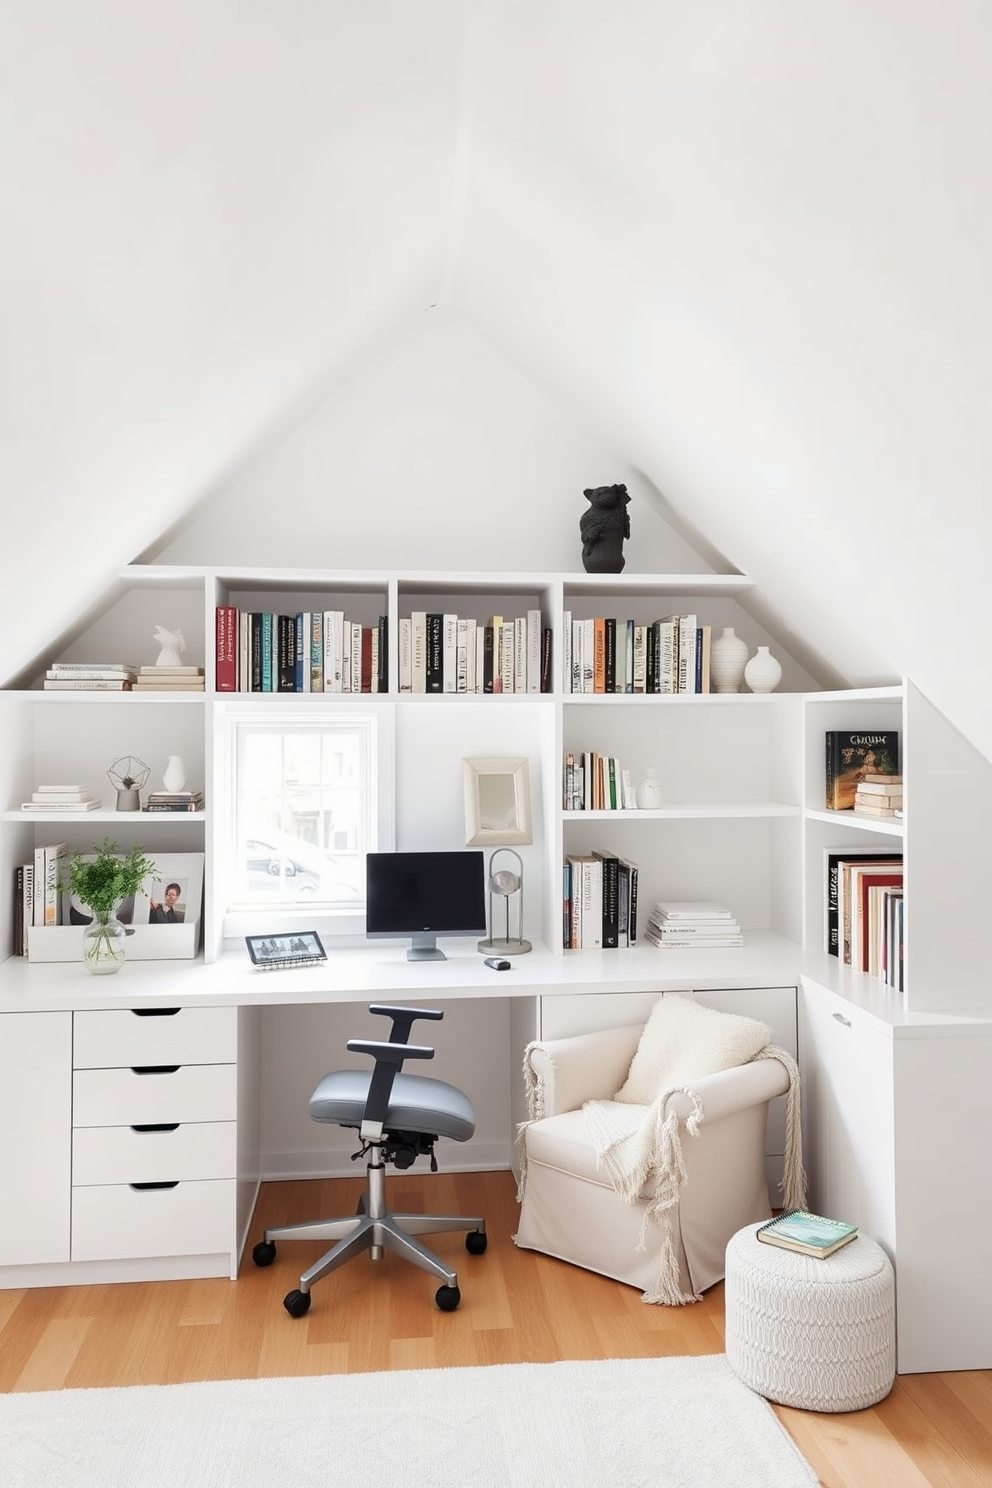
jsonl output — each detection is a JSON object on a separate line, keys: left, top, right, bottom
{"left": 72, "top": 1121, "right": 237, "bottom": 1186}
{"left": 71, "top": 1179, "right": 236, "bottom": 1261}
{"left": 73, "top": 1006, "right": 237, "bottom": 1068}
{"left": 68, "top": 1005, "right": 239, "bottom": 1271}
{"left": 73, "top": 1064, "right": 238, "bottom": 1127}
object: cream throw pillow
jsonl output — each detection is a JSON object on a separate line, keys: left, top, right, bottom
{"left": 614, "top": 993, "right": 772, "bottom": 1104}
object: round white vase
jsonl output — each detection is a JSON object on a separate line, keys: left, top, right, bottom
{"left": 163, "top": 754, "right": 187, "bottom": 792}
{"left": 636, "top": 767, "right": 664, "bottom": 809}
{"left": 744, "top": 646, "right": 783, "bottom": 694}
{"left": 709, "top": 627, "right": 749, "bottom": 693}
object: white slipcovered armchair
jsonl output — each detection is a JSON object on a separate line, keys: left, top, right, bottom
{"left": 514, "top": 1005, "right": 804, "bottom": 1305}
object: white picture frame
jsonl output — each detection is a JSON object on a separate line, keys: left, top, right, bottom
{"left": 462, "top": 756, "right": 533, "bottom": 847}
{"left": 130, "top": 853, "right": 205, "bottom": 927}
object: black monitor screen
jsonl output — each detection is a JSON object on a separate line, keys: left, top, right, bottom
{"left": 366, "top": 850, "right": 487, "bottom": 961}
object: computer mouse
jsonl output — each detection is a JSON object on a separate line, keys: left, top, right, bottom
{"left": 483, "top": 957, "right": 512, "bottom": 971}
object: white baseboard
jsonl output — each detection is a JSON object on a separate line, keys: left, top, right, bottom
{"left": 260, "top": 1140, "right": 510, "bottom": 1183}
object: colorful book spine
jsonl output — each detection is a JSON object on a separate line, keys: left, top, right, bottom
{"left": 215, "top": 606, "right": 238, "bottom": 691}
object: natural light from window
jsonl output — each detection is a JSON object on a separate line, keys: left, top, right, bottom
{"left": 230, "top": 715, "right": 378, "bottom": 911}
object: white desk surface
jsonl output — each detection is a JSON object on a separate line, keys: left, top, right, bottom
{"left": 0, "top": 933, "right": 802, "bottom": 1014}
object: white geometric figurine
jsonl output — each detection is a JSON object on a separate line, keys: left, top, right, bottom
{"left": 153, "top": 625, "right": 186, "bottom": 668}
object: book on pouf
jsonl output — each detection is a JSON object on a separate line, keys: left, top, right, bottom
{"left": 757, "top": 1209, "right": 858, "bottom": 1258}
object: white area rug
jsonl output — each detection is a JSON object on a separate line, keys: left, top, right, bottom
{"left": 2, "top": 1354, "right": 818, "bottom": 1488}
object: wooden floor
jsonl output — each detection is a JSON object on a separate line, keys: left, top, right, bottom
{"left": 2, "top": 1170, "right": 991, "bottom": 1488}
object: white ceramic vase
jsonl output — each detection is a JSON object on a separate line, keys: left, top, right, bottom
{"left": 163, "top": 754, "right": 187, "bottom": 792}
{"left": 744, "top": 645, "right": 783, "bottom": 694}
{"left": 636, "top": 767, "right": 664, "bottom": 809}
{"left": 709, "top": 627, "right": 749, "bottom": 693}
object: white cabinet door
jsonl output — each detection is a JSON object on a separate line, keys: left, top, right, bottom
{"left": 0, "top": 1011, "right": 72, "bottom": 1265}
{"left": 798, "top": 984, "right": 895, "bottom": 1250}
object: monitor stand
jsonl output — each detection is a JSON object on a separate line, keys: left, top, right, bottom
{"left": 407, "top": 933, "right": 446, "bottom": 961}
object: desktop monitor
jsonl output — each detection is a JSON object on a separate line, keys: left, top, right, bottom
{"left": 365, "top": 850, "right": 487, "bottom": 961}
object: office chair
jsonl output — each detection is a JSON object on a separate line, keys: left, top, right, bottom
{"left": 252, "top": 1003, "right": 487, "bottom": 1315}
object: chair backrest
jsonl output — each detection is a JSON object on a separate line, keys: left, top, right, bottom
{"left": 349, "top": 1004, "right": 443, "bottom": 1140}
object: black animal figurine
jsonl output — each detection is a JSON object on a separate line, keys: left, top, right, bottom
{"left": 580, "top": 483, "right": 631, "bottom": 573}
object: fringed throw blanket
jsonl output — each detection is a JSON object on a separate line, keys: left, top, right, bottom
{"left": 582, "top": 1045, "right": 806, "bottom": 1305}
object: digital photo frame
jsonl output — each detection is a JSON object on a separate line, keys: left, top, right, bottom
{"left": 245, "top": 931, "right": 327, "bottom": 969}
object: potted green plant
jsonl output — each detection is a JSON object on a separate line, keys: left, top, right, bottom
{"left": 62, "top": 837, "right": 158, "bottom": 975}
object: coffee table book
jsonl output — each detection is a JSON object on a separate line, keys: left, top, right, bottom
{"left": 756, "top": 1209, "right": 859, "bottom": 1258}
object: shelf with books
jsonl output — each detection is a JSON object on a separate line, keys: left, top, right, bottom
{"left": 214, "top": 577, "right": 390, "bottom": 696}
{"left": 396, "top": 598, "right": 551, "bottom": 696}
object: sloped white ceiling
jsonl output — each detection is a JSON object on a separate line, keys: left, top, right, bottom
{"left": 3, "top": 2, "right": 992, "bottom": 757}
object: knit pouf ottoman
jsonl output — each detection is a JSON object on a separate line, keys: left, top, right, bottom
{"left": 724, "top": 1222, "right": 896, "bottom": 1412}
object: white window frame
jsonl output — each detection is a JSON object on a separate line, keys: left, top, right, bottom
{"left": 216, "top": 699, "right": 395, "bottom": 946}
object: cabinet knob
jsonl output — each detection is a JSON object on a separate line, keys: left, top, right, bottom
{"left": 831, "top": 1012, "right": 852, "bottom": 1028}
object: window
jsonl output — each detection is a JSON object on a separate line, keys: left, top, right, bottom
{"left": 221, "top": 704, "right": 392, "bottom": 935}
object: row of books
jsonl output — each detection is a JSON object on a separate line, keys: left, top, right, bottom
{"left": 561, "top": 613, "right": 712, "bottom": 695}
{"left": 12, "top": 843, "right": 69, "bottom": 953}
{"left": 825, "top": 729, "right": 901, "bottom": 811}
{"left": 563, "top": 849, "right": 638, "bottom": 949}
{"left": 215, "top": 607, "right": 388, "bottom": 694}
{"left": 563, "top": 752, "right": 636, "bottom": 812}
{"left": 397, "top": 611, "right": 552, "bottom": 694}
{"left": 825, "top": 849, "right": 904, "bottom": 987}
{"left": 644, "top": 901, "right": 743, "bottom": 948}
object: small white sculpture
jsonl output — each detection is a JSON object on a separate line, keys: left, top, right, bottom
{"left": 153, "top": 626, "right": 186, "bottom": 668}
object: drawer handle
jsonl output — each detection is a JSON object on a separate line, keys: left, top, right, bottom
{"left": 129, "top": 1181, "right": 179, "bottom": 1191}
{"left": 131, "top": 1008, "right": 181, "bottom": 1017}
{"left": 131, "top": 1123, "right": 180, "bottom": 1134}
{"left": 130, "top": 1065, "right": 180, "bottom": 1075}
{"left": 831, "top": 1013, "right": 852, "bottom": 1028}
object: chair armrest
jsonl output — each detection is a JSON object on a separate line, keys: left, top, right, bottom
{"left": 525, "top": 1023, "right": 644, "bottom": 1117}
{"left": 662, "top": 1056, "right": 790, "bottom": 1125}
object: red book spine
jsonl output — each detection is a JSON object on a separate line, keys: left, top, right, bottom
{"left": 216, "top": 605, "right": 238, "bottom": 691}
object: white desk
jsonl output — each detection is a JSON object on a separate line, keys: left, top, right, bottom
{"left": 0, "top": 936, "right": 800, "bottom": 1293}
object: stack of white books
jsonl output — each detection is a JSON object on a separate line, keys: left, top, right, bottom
{"left": 43, "top": 662, "right": 136, "bottom": 691}
{"left": 644, "top": 900, "right": 744, "bottom": 948}
{"left": 133, "top": 665, "right": 206, "bottom": 691}
{"left": 21, "top": 783, "right": 101, "bottom": 812}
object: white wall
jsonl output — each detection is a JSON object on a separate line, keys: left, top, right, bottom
{"left": 148, "top": 307, "right": 710, "bottom": 577}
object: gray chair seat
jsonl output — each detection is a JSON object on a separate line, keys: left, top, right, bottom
{"left": 310, "top": 1069, "right": 476, "bottom": 1142}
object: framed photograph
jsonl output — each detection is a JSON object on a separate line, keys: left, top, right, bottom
{"left": 245, "top": 931, "right": 327, "bottom": 968}
{"left": 462, "top": 756, "right": 533, "bottom": 846}
{"left": 130, "top": 853, "right": 205, "bottom": 927}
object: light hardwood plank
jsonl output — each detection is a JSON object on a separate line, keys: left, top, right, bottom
{"left": 2, "top": 1172, "right": 991, "bottom": 1488}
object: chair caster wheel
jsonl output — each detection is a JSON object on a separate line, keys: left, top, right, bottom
{"left": 252, "top": 1240, "right": 277, "bottom": 1267}
{"left": 435, "top": 1284, "right": 461, "bottom": 1312}
{"left": 283, "top": 1289, "right": 311, "bottom": 1318}
{"left": 465, "top": 1230, "right": 487, "bottom": 1255}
